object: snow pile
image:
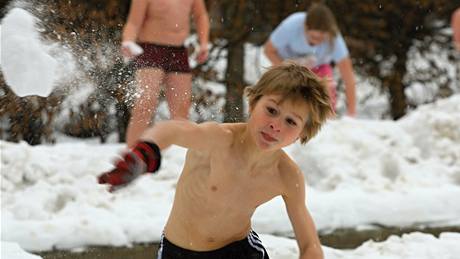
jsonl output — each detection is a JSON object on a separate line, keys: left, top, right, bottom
{"left": 1, "top": 241, "right": 42, "bottom": 259}
{"left": 3, "top": 232, "right": 460, "bottom": 259}
{"left": 399, "top": 94, "right": 460, "bottom": 166}
{"left": 1, "top": 95, "right": 460, "bottom": 252}
{"left": 261, "top": 232, "right": 460, "bottom": 259}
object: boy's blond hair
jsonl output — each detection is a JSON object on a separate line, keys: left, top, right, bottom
{"left": 245, "top": 63, "right": 333, "bottom": 144}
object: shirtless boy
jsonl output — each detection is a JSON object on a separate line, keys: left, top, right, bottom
{"left": 98, "top": 63, "right": 332, "bottom": 258}
{"left": 121, "top": 0, "right": 210, "bottom": 147}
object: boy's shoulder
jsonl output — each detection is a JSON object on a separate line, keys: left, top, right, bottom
{"left": 198, "top": 121, "right": 236, "bottom": 147}
{"left": 217, "top": 122, "right": 259, "bottom": 149}
{"left": 277, "top": 151, "right": 305, "bottom": 191}
{"left": 277, "top": 151, "right": 301, "bottom": 173}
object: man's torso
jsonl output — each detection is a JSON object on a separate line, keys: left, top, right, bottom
{"left": 138, "top": 0, "right": 195, "bottom": 45}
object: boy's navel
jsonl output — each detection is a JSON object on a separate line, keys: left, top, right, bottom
{"left": 211, "top": 185, "right": 218, "bottom": 192}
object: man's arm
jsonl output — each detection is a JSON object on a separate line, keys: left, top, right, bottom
{"left": 452, "top": 8, "right": 460, "bottom": 51}
{"left": 263, "top": 40, "right": 284, "bottom": 66}
{"left": 192, "top": 0, "right": 210, "bottom": 63}
{"left": 282, "top": 167, "right": 323, "bottom": 259}
{"left": 336, "top": 57, "right": 356, "bottom": 116}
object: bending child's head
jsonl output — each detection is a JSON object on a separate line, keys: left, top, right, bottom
{"left": 305, "top": 3, "right": 339, "bottom": 46}
{"left": 245, "top": 63, "right": 333, "bottom": 144}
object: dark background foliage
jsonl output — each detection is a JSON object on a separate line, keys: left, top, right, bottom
{"left": 0, "top": 0, "right": 459, "bottom": 144}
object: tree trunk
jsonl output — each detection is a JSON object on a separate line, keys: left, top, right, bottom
{"left": 385, "top": 60, "right": 408, "bottom": 120}
{"left": 116, "top": 101, "right": 130, "bottom": 143}
{"left": 224, "top": 42, "right": 245, "bottom": 122}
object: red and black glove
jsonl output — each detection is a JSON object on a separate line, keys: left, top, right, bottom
{"left": 98, "top": 141, "right": 161, "bottom": 191}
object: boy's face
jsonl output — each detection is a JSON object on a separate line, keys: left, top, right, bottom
{"left": 248, "top": 94, "right": 308, "bottom": 151}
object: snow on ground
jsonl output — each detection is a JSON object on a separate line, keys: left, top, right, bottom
{"left": 3, "top": 232, "right": 460, "bottom": 259}
{"left": 263, "top": 232, "right": 460, "bottom": 259}
{"left": 1, "top": 241, "right": 42, "bottom": 259}
{"left": 1, "top": 94, "right": 459, "bottom": 255}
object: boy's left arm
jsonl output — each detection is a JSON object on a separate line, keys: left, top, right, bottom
{"left": 282, "top": 169, "right": 324, "bottom": 259}
{"left": 192, "top": 0, "right": 210, "bottom": 64}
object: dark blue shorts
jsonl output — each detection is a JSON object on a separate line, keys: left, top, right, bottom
{"left": 157, "top": 230, "right": 270, "bottom": 259}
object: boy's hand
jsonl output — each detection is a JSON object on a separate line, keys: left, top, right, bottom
{"left": 98, "top": 151, "right": 146, "bottom": 192}
{"left": 196, "top": 44, "right": 209, "bottom": 64}
{"left": 98, "top": 142, "right": 161, "bottom": 192}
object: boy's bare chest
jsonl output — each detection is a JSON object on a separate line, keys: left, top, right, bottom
{"left": 185, "top": 150, "right": 282, "bottom": 208}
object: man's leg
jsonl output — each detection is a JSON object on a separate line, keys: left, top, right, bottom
{"left": 126, "top": 68, "right": 165, "bottom": 147}
{"left": 164, "top": 72, "right": 192, "bottom": 119}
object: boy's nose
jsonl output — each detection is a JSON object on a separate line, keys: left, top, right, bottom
{"left": 269, "top": 121, "right": 281, "bottom": 132}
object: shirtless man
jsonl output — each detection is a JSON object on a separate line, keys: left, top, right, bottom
{"left": 121, "top": 0, "right": 209, "bottom": 147}
{"left": 452, "top": 7, "right": 460, "bottom": 51}
{"left": 98, "top": 63, "right": 331, "bottom": 258}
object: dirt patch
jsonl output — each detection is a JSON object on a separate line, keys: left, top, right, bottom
{"left": 37, "top": 244, "right": 159, "bottom": 259}
{"left": 319, "top": 225, "right": 460, "bottom": 249}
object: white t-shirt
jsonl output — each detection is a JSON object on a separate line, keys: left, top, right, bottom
{"left": 269, "top": 12, "right": 349, "bottom": 67}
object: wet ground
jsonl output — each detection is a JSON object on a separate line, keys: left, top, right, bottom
{"left": 319, "top": 225, "right": 460, "bottom": 249}
{"left": 36, "top": 226, "right": 460, "bottom": 259}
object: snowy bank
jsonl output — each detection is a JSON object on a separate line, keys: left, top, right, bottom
{"left": 1, "top": 95, "right": 459, "bottom": 252}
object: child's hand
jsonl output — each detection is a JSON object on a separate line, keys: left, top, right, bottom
{"left": 98, "top": 142, "right": 161, "bottom": 192}
{"left": 98, "top": 151, "right": 147, "bottom": 192}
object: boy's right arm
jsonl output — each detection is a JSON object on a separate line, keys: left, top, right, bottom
{"left": 98, "top": 120, "right": 229, "bottom": 191}
{"left": 140, "top": 120, "right": 230, "bottom": 151}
